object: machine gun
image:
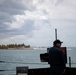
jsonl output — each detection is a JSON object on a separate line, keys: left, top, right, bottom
{"left": 40, "top": 47, "right": 67, "bottom": 63}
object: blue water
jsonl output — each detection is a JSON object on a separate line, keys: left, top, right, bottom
{"left": 0, "top": 47, "right": 76, "bottom": 75}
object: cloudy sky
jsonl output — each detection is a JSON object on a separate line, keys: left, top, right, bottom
{"left": 0, "top": 0, "right": 76, "bottom": 47}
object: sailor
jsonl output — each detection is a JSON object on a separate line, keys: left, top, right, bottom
{"left": 48, "top": 39, "right": 66, "bottom": 75}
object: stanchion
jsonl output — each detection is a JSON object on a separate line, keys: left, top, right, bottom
{"left": 69, "top": 57, "right": 71, "bottom": 68}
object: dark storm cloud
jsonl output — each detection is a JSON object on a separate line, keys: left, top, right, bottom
{"left": 0, "top": 0, "right": 35, "bottom": 38}
{"left": 0, "top": 0, "right": 27, "bottom": 15}
{"left": 0, "top": 0, "right": 28, "bottom": 11}
{"left": 0, "top": 20, "right": 35, "bottom": 38}
{"left": 0, "top": 0, "right": 35, "bottom": 15}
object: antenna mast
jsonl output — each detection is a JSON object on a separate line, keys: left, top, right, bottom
{"left": 55, "top": 29, "right": 57, "bottom": 40}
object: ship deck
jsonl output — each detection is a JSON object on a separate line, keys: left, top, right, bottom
{"left": 16, "top": 67, "right": 76, "bottom": 75}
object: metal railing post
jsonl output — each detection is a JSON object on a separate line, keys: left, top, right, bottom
{"left": 69, "top": 57, "right": 71, "bottom": 67}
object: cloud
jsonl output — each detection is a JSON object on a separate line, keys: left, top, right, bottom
{"left": 0, "top": 0, "right": 76, "bottom": 47}
{"left": 0, "top": 0, "right": 35, "bottom": 38}
{"left": 55, "top": 0, "right": 64, "bottom": 5}
{"left": 32, "top": 0, "right": 76, "bottom": 20}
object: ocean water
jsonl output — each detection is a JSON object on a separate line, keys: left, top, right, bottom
{"left": 0, "top": 47, "right": 76, "bottom": 75}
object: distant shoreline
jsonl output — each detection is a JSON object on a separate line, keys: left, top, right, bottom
{"left": 0, "top": 48, "right": 47, "bottom": 50}
{"left": 0, "top": 47, "right": 34, "bottom": 50}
